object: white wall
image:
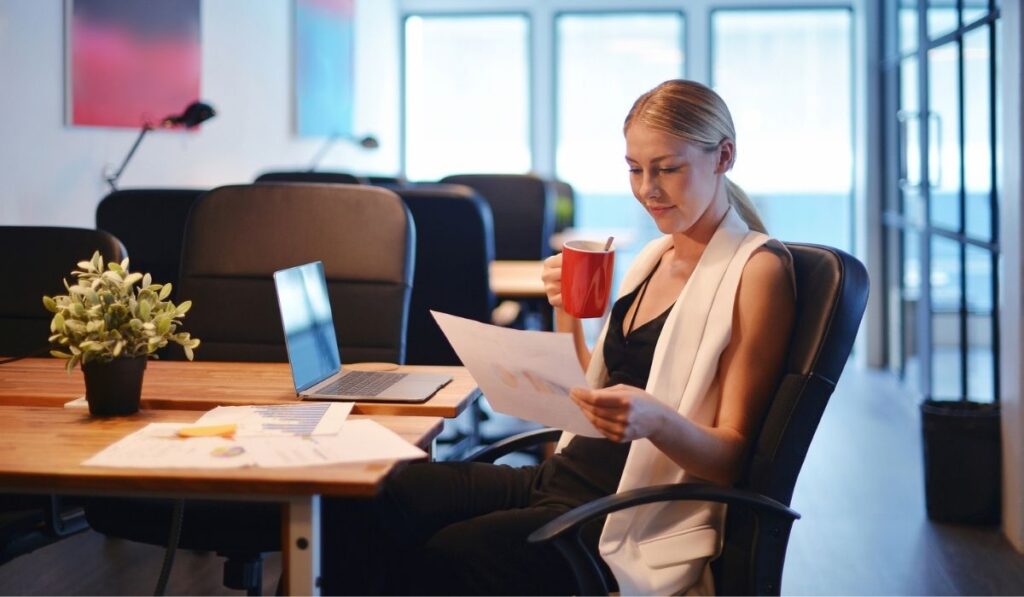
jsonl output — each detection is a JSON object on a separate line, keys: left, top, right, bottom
{"left": 1001, "top": 0, "right": 1024, "bottom": 552}
{"left": 0, "top": 0, "right": 400, "bottom": 228}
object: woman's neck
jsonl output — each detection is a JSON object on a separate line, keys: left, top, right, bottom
{"left": 669, "top": 183, "right": 730, "bottom": 263}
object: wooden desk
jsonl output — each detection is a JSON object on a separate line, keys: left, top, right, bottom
{"left": 0, "top": 358, "right": 480, "bottom": 417}
{"left": 0, "top": 405, "right": 442, "bottom": 595}
{"left": 490, "top": 260, "right": 546, "bottom": 299}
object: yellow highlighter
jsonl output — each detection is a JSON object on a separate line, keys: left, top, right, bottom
{"left": 176, "top": 424, "right": 237, "bottom": 438}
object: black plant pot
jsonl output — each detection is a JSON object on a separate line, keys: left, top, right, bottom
{"left": 82, "top": 357, "right": 147, "bottom": 416}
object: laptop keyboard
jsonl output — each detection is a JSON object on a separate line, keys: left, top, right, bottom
{"left": 319, "top": 371, "right": 407, "bottom": 397}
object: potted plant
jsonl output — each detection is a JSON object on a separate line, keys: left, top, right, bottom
{"left": 42, "top": 251, "right": 200, "bottom": 416}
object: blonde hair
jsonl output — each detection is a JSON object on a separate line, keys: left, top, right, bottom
{"left": 624, "top": 79, "right": 766, "bottom": 234}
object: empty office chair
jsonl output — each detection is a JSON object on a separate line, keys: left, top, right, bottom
{"left": 0, "top": 226, "right": 126, "bottom": 358}
{"left": 551, "top": 179, "right": 576, "bottom": 234}
{"left": 439, "top": 173, "right": 555, "bottom": 262}
{"left": 95, "top": 188, "right": 205, "bottom": 302}
{"left": 0, "top": 226, "right": 123, "bottom": 563}
{"left": 176, "top": 182, "right": 414, "bottom": 363}
{"left": 394, "top": 184, "right": 496, "bottom": 365}
{"left": 84, "top": 183, "right": 415, "bottom": 594}
{"left": 254, "top": 170, "right": 363, "bottom": 184}
{"left": 468, "top": 243, "right": 869, "bottom": 595}
{"left": 366, "top": 174, "right": 406, "bottom": 187}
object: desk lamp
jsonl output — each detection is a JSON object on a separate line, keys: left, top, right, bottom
{"left": 307, "top": 132, "right": 379, "bottom": 171}
{"left": 105, "top": 100, "right": 217, "bottom": 191}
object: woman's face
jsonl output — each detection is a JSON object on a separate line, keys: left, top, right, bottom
{"left": 624, "top": 122, "right": 729, "bottom": 236}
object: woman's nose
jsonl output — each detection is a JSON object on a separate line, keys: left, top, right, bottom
{"left": 639, "top": 172, "right": 659, "bottom": 199}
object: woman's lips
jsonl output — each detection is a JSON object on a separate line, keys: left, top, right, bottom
{"left": 646, "top": 204, "right": 674, "bottom": 215}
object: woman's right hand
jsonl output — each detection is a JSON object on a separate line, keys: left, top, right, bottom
{"left": 542, "top": 253, "right": 564, "bottom": 309}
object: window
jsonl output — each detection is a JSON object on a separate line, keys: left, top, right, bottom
{"left": 712, "top": 9, "right": 854, "bottom": 253}
{"left": 403, "top": 14, "right": 530, "bottom": 181}
{"left": 554, "top": 11, "right": 684, "bottom": 240}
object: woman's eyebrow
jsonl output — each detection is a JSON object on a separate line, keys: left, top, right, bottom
{"left": 625, "top": 153, "right": 685, "bottom": 164}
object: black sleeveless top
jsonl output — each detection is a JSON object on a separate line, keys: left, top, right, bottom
{"left": 532, "top": 260, "right": 674, "bottom": 508}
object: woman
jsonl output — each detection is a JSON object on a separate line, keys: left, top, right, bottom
{"left": 323, "top": 79, "right": 796, "bottom": 596}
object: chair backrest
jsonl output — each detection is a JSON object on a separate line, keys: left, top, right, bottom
{"left": 395, "top": 184, "right": 496, "bottom": 365}
{"left": 439, "top": 174, "right": 554, "bottom": 261}
{"left": 95, "top": 188, "right": 205, "bottom": 300}
{"left": 715, "top": 242, "right": 869, "bottom": 595}
{"left": 0, "top": 226, "right": 125, "bottom": 357}
{"left": 551, "top": 179, "right": 575, "bottom": 234}
{"left": 254, "top": 170, "right": 363, "bottom": 184}
{"left": 177, "top": 183, "right": 414, "bottom": 363}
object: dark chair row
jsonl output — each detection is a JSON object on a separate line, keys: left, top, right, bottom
{"left": 258, "top": 169, "right": 574, "bottom": 260}
{"left": 93, "top": 182, "right": 497, "bottom": 366}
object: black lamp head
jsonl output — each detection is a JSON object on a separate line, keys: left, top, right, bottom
{"left": 162, "top": 101, "right": 216, "bottom": 128}
{"left": 358, "top": 135, "right": 380, "bottom": 149}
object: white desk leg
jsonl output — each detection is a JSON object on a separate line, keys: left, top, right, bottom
{"left": 284, "top": 495, "right": 321, "bottom": 596}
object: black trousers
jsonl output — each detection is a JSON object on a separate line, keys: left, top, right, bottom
{"left": 321, "top": 461, "right": 609, "bottom": 595}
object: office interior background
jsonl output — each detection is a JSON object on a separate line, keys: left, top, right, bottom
{"left": 1, "top": 0, "right": 1024, "bottom": 593}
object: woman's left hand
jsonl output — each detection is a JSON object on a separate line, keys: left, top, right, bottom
{"left": 569, "top": 384, "right": 672, "bottom": 442}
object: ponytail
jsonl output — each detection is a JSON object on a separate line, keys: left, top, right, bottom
{"left": 724, "top": 177, "right": 767, "bottom": 234}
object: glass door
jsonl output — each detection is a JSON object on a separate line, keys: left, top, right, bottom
{"left": 882, "top": 0, "right": 1000, "bottom": 402}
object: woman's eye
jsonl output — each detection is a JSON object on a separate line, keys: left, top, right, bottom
{"left": 659, "top": 167, "right": 680, "bottom": 173}
{"left": 628, "top": 168, "right": 641, "bottom": 174}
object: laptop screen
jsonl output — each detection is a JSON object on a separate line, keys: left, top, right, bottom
{"left": 273, "top": 261, "right": 342, "bottom": 393}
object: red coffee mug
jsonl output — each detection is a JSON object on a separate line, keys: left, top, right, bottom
{"left": 561, "top": 240, "right": 615, "bottom": 319}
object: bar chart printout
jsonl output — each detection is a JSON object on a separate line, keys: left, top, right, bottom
{"left": 195, "top": 403, "right": 353, "bottom": 437}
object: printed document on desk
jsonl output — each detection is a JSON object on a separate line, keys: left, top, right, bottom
{"left": 82, "top": 404, "right": 425, "bottom": 469}
{"left": 195, "top": 402, "right": 353, "bottom": 437}
{"left": 431, "top": 311, "right": 601, "bottom": 437}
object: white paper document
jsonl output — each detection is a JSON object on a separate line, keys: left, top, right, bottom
{"left": 194, "top": 402, "right": 353, "bottom": 437}
{"left": 83, "top": 406, "right": 425, "bottom": 469}
{"left": 431, "top": 311, "right": 601, "bottom": 437}
{"left": 244, "top": 420, "right": 427, "bottom": 468}
{"left": 82, "top": 423, "right": 256, "bottom": 469}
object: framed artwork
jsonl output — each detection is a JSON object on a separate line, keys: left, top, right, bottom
{"left": 66, "top": 0, "right": 201, "bottom": 128}
{"left": 295, "top": 0, "right": 354, "bottom": 137}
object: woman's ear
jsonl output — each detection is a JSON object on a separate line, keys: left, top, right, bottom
{"left": 716, "top": 139, "right": 736, "bottom": 174}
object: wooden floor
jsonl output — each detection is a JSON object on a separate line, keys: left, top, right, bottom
{"left": 784, "top": 366, "right": 1024, "bottom": 595}
{"left": 1, "top": 367, "right": 1023, "bottom": 595}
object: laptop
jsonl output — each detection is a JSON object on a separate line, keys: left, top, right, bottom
{"left": 273, "top": 261, "right": 451, "bottom": 403}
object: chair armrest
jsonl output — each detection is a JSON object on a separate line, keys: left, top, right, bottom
{"left": 463, "top": 428, "right": 562, "bottom": 463}
{"left": 527, "top": 483, "right": 801, "bottom": 596}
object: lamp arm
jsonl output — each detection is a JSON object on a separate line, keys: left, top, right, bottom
{"left": 307, "top": 134, "right": 340, "bottom": 172}
{"left": 106, "top": 124, "right": 153, "bottom": 191}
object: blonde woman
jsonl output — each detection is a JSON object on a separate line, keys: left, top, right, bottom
{"left": 324, "top": 80, "right": 795, "bottom": 596}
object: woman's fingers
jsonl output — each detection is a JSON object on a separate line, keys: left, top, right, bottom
{"left": 571, "top": 388, "right": 632, "bottom": 423}
{"left": 578, "top": 407, "right": 627, "bottom": 441}
{"left": 542, "top": 254, "right": 564, "bottom": 307}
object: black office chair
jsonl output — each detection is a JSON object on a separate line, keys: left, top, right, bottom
{"left": 438, "top": 173, "right": 555, "bottom": 262}
{"left": 0, "top": 226, "right": 124, "bottom": 564}
{"left": 366, "top": 175, "right": 406, "bottom": 187}
{"left": 254, "top": 170, "right": 363, "bottom": 184}
{"left": 468, "top": 243, "right": 870, "bottom": 595}
{"left": 175, "top": 182, "right": 414, "bottom": 363}
{"left": 84, "top": 183, "right": 415, "bottom": 594}
{"left": 551, "top": 179, "right": 575, "bottom": 234}
{"left": 394, "top": 184, "right": 496, "bottom": 366}
{"left": 95, "top": 188, "right": 205, "bottom": 302}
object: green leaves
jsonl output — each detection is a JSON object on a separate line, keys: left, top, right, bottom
{"left": 41, "top": 250, "right": 201, "bottom": 371}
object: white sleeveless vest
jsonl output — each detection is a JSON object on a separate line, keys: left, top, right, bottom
{"left": 557, "top": 207, "right": 770, "bottom": 595}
